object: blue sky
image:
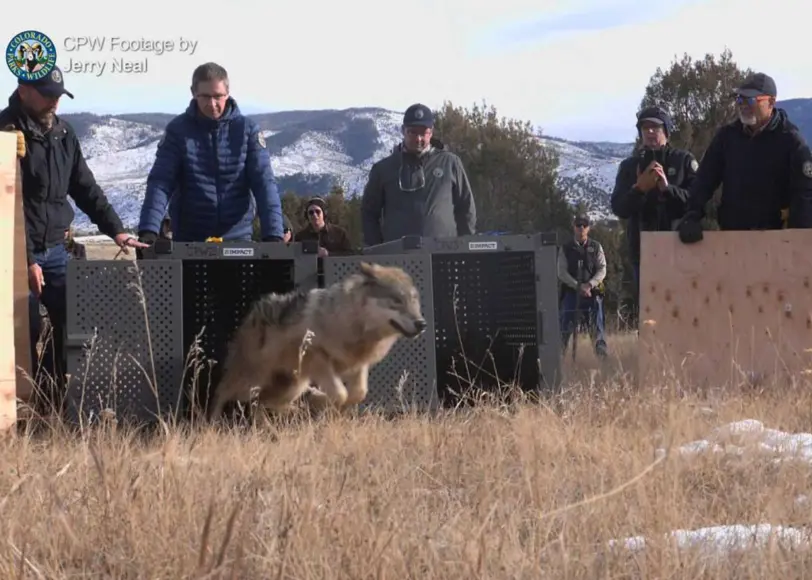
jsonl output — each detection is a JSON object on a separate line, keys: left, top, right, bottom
{"left": 2, "top": 0, "right": 809, "bottom": 142}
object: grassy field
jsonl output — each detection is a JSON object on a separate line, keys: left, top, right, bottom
{"left": 8, "top": 241, "right": 811, "bottom": 578}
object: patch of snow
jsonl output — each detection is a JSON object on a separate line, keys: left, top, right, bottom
{"left": 610, "top": 421, "right": 812, "bottom": 561}
{"left": 273, "top": 131, "right": 354, "bottom": 176}
{"left": 658, "top": 419, "right": 812, "bottom": 464}
{"left": 608, "top": 421, "right": 812, "bottom": 560}
{"left": 610, "top": 524, "right": 812, "bottom": 555}
{"left": 81, "top": 118, "right": 162, "bottom": 159}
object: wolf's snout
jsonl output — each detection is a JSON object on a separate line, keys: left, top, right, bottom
{"left": 414, "top": 318, "right": 427, "bottom": 333}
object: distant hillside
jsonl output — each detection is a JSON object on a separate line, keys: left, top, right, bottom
{"left": 59, "top": 106, "right": 630, "bottom": 233}
{"left": 58, "top": 98, "right": 812, "bottom": 234}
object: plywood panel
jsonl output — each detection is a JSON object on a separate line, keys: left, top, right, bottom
{"left": 14, "top": 154, "right": 30, "bottom": 402}
{"left": 0, "top": 132, "right": 20, "bottom": 429}
{"left": 639, "top": 230, "right": 812, "bottom": 389}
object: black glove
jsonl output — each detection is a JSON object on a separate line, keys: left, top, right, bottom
{"left": 262, "top": 236, "right": 283, "bottom": 242}
{"left": 136, "top": 231, "right": 157, "bottom": 260}
{"left": 677, "top": 213, "right": 703, "bottom": 244}
{"left": 138, "top": 230, "right": 158, "bottom": 245}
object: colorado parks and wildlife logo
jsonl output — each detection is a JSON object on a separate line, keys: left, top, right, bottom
{"left": 6, "top": 30, "right": 57, "bottom": 81}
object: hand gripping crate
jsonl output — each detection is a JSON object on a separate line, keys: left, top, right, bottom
{"left": 65, "top": 240, "right": 319, "bottom": 425}
{"left": 362, "top": 234, "right": 562, "bottom": 405}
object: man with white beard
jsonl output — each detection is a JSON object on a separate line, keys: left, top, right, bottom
{"left": 678, "top": 73, "right": 812, "bottom": 243}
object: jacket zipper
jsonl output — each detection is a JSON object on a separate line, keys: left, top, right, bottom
{"left": 211, "top": 128, "right": 220, "bottom": 231}
{"left": 43, "top": 134, "right": 53, "bottom": 252}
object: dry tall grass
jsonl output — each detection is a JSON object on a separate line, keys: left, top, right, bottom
{"left": 7, "top": 333, "right": 812, "bottom": 577}
{"left": 10, "top": 241, "right": 811, "bottom": 578}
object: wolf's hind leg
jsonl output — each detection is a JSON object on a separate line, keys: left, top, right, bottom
{"left": 257, "top": 371, "right": 310, "bottom": 411}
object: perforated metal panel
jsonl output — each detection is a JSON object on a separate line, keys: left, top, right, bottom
{"left": 362, "top": 234, "right": 563, "bottom": 400}
{"left": 535, "top": 245, "right": 563, "bottom": 390}
{"left": 322, "top": 255, "right": 438, "bottom": 412}
{"left": 65, "top": 260, "right": 183, "bottom": 425}
{"left": 432, "top": 251, "right": 540, "bottom": 400}
{"left": 182, "top": 259, "right": 299, "bottom": 416}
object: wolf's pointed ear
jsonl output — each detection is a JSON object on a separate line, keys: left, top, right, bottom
{"left": 359, "top": 261, "right": 378, "bottom": 278}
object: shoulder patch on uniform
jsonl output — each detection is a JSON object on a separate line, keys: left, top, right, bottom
{"left": 432, "top": 167, "right": 444, "bottom": 178}
{"left": 803, "top": 160, "right": 812, "bottom": 179}
{"left": 690, "top": 159, "right": 699, "bottom": 172}
{"left": 257, "top": 132, "right": 266, "bottom": 148}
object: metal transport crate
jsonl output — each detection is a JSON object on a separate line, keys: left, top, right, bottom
{"left": 65, "top": 241, "right": 319, "bottom": 424}
{"left": 322, "top": 254, "right": 438, "bottom": 413}
{"left": 363, "top": 234, "right": 562, "bottom": 405}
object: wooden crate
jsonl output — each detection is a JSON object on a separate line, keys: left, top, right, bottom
{"left": 639, "top": 230, "right": 812, "bottom": 389}
{"left": 0, "top": 131, "right": 32, "bottom": 429}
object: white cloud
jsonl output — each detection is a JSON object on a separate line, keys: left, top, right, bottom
{"left": 0, "top": 0, "right": 807, "bottom": 142}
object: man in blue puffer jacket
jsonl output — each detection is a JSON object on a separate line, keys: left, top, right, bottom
{"left": 137, "top": 62, "right": 284, "bottom": 244}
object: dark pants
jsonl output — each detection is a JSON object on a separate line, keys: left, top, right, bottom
{"left": 28, "top": 244, "right": 68, "bottom": 409}
{"left": 559, "top": 290, "right": 606, "bottom": 352}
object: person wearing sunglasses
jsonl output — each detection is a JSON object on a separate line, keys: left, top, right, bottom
{"left": 360, "top": 103, "right": 476, "bottom": 246}
{"left": 293, "top": 196, "right": 353, "bottom": 256}
{"left": 678, "top": 72, "right": 812, "bottom": 244}
{"left": 610, "top": 105, "right": 697, "bottom": 289}
{"left": 557, "top": 215, "right": 608, "bottom": 359}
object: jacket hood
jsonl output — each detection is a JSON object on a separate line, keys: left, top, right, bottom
{"left": 184, "top": 96, "right": 241, "bottom": 126}
{"left": 768, "top": 107, "right": 793, "bottom": 132}
{"left": 428, "top": 136, "right": 445, "bottom": 150}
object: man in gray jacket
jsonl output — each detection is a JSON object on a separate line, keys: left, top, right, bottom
{"left": 361, "top": 103, "right": 476, "bottom": 246}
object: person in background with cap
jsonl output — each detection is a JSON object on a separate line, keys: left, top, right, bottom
{"left": 679, "top": 72, "right": 812, "bottom": 243}
{"left": 0, "top": 66, "right": 147, "bottom": 412}
{"left": 293, "top": 196, "right": 353, "bottom": 255}
{"left": 361, "top": 103, "right": 476, "bottom": 246}
{"left": 557, "top": 215, "right": 608, "bottom": 359}
{"left": 610, "top": 105, "right": 698, "bottom": 289}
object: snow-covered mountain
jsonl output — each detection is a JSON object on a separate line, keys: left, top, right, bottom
{"left": 61, "top": 107, "right": 633, "bottom": 233}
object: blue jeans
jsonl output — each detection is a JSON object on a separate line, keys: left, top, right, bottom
{"left": 559, "top": 290, "right": 606, "bottom": 351}
{"left": 29, "top": 244, "right": 69, "bottom": 406}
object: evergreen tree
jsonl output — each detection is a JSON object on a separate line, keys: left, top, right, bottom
{"left": 433, "top": 101, "right": 574, "bottom": 236}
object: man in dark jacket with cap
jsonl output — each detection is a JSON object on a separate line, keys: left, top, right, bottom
{"left": 611, "top": 105, "right": 698, "bottom": 287}
{"left": 0, "top": 66, "right": 146, "bottom": 410}
{"left": 679, "top": 72, "right": 812, "bottom": 243}
{"left": 361, "top": 103, "right": 476, "bottom": 246}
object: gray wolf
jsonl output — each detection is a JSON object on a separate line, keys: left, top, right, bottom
{"left": 208, "top": 261, "right": 427, "bottom": 420}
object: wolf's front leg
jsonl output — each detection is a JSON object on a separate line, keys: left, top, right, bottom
{"left": 310, "top": 366, "right": 348, "bottom": 409}
{"left": 343, "top": 365, "right": 369, "bottom": 407}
